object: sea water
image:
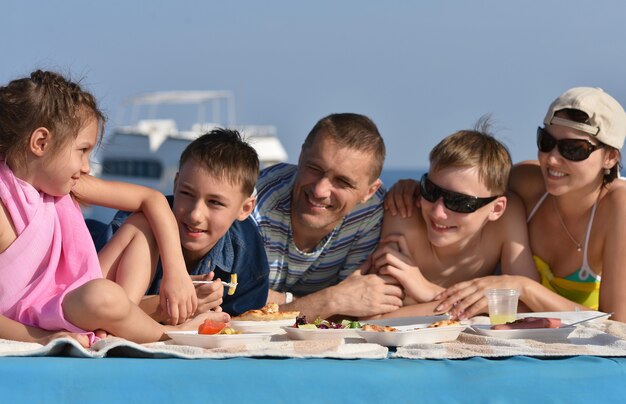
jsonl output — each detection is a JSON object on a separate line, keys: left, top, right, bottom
{"left": 379, "top": 167, "right": 425, "bottom": 189}
{"left": 383, "top": 168, "right": 626, "bottom": 188}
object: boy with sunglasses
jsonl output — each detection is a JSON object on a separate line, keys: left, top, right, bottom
{"left": 367, "top": 121, "right": 538, "bottom": 318}
{"left": 391, "top": 88, "right": 626, "bottom": 322}
{"left": 435, "top": 87, "right": 626, "bottom": 322}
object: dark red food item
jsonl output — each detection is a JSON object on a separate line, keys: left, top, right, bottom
{"left": 491, "top": 317, "right": 562, "bottom": 330}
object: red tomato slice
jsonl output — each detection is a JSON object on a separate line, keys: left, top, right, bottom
{"left": 198, "top": 320, "right": 227, "bottom": 335}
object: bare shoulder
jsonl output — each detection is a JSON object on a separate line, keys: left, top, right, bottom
{"left": 501, "top": 191, "right": 526, "bottom": 221}
{"left": 484, "top": 192, "right": 524, "bottom": 236}
{"left": 509, "top": 161, "right": 545, "bottom": 213}
{"left": 600, "top": 180, "right": 626, "bottom": 217}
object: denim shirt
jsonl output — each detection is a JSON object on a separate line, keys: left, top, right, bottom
{"left": 87, "top": 196, "right": 269, "bottom": 316}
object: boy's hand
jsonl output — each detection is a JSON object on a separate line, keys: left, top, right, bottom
{"left": 160, "top": 269, "right": 198, "bottom": 325}
{"left": 434, "top": 275, "right": 522, "bottom": 320}
{"left": 191, "top": 272, "right": 224, "bottom": 313}
{"left": 371, "top": 234, "right": 443, "bottom": 303}
{"left": 383, "top": 179, "right": 420, "bottom": 218}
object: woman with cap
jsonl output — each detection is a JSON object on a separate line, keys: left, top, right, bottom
{"left": 388, "top": 87, "right": 626, "bottom": 322}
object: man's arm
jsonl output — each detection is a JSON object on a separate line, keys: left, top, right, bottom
{"left": 273, "top": 266, "right": 404, "bottom": 319}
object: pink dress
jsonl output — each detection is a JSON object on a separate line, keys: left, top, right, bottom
{"left": 0, "top": 161, "right": 101, "bottom": 343}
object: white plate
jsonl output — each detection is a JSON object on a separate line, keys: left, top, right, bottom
{"left": 166, "top": 331, "right": 273, "bottom": 348}
{"left": 356, "top": 325, "right": 466, "bottom": 347}
{"left": 229, "top": 319, "right": 296, "bottom": 333}
{"left": 516, "top": 311, "right": 609, "bottom": 326}
{"left": 281, "top": 326, "right": 362, "bottom": 341}
{"left": 363, "top": 315, "right": 450, "bottom": 328}
{"left": 470, "top": 325, "right": 575, "bottom": 340}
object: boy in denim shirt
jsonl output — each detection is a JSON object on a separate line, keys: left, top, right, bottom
{"left": 90, "top": 129, "right": 268, "bottom": 319}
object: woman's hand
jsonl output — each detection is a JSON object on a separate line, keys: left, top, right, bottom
{"left": 191, "top": 272, "right": 224, "bottom": 314}
{"left": 160, "top": 268, "right": 198, "bottom": 325}
{"left": 383, "top": 179, "right": 420, "bottom": 218}
{"left": 371, "top": 234, "right": 443, "bottom": 303}
{"left": 434, "top": 275, "right": 523, "bottom": 320}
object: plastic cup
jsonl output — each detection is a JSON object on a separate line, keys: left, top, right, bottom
{"left": 485, "top": 289, "right": 519, "bottom": 325}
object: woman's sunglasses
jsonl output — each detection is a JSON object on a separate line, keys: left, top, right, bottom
{"left": 537, "top": 127, "right": 604, "bottom": 162}
{"left": 419, "top": 174, "right": 499, "bottom": 214}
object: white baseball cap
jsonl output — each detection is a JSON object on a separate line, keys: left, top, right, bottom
{"left": 544, "top": 87, "right": 626, "bottom": 149}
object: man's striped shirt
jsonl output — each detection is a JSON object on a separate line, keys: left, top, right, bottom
{"left": 252, "top": 163, "right": 385, "bottom": 296}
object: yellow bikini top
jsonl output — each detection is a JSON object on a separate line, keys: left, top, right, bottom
{"left": 528, "top": 193, "right": 601, "bottom": 310}
{"left": 533, "top": 256, "right": 600, "bottom": 310}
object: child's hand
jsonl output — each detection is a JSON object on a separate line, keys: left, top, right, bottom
{"left": 160, "top": 269, "right": 199, "bottom": 325}
{"left": 191, "top": 272, "right": 224, "bottom": 314}
{"left": 434, "top": 275, "right": 521, "bottom": 320}
{"left": 371, "top": 234, "right": 443, "bottom": 303}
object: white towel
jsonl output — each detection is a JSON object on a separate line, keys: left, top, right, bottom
{"left": 0, "top": 336, "right": 388, "bottom": 360}
{"left": 395, "top": 320, "right": 626, "bottom": 359}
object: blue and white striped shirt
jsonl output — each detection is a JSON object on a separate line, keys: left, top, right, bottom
{"left": 252, "top": 163, "right": 385, "bottom": 296}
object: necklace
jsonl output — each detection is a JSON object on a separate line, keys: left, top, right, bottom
{"left": 552, "top": 197, "right": 582, "bottom": 252}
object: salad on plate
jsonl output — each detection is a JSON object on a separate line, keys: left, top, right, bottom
{"left": 292, "top": 316, "right": 362, "bottom": 330}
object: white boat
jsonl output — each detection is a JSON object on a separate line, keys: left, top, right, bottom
{"left": 85, "top": 91, "right": 288, "bottom": 222}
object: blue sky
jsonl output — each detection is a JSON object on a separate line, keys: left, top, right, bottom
{"left": 2, "top": 1, "right": 625, "bottom": 169}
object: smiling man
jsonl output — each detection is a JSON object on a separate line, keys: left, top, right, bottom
{"left": 252, "top": 113, "right": 404, "bottom": 319}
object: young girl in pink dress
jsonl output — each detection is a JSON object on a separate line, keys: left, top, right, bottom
{"left": 0, "top": 70, "right": 228, "bottom": 347}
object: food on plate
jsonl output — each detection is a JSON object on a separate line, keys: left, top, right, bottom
{"left": 217, "top": 327, "right": 242, "bottom": 335}
{"left": 491, "top": 317, "right": 562, "bottom": 330}
{"left": 227, "top": 274, "right": 238, "bottom": 296}
{"left": 427, "top": 319, "right": 461, "bottom": 328}
{"left": 198, "top": 320, "right": 227, "bottom": 335}
{"left": 359, "top": 319, "right": 461, "bottom": 332}
{"left": 197, "top": 320, "right": 243, "bottom": 335}
{"left": 361, "top": 324, "right": 397, "bottom": 332}
{"left": 293, "top": 316, "right": 362, "bottom": 329}
{"left": 232, "top": 302, "right": 300, "bottom": 321}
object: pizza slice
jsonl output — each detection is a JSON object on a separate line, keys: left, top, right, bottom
{"left": 232, "top": 302, "right": 300, "bottom": 321}
{"left": 427, "top": 319, "right": 461, "bottom": 328}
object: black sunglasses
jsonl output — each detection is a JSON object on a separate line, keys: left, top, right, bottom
{"left": 419, "top": 174, "right": 499, "bottom": 214}
{"left": 537, "top": 127, "right": 604, "bottom": 162}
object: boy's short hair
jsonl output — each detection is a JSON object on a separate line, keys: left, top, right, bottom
{"left": 302, "top": 113, "right": 386, "bottom": 181}
{"left": 429, "top": 117, "right": 512, "bottom": 195}
{"left": 179, "top": 128, "right": 259, "bottom": 196}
